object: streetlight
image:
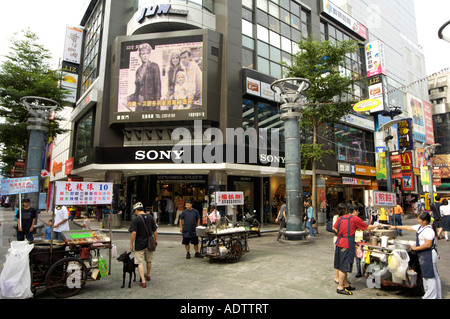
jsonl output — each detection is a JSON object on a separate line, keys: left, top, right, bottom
{"left": 271, "top": 78, "right": 310, "bottom": 241}
{"left": 20, "top": 96, "right": 59, "bottom": 209}
{"left": 424, "top": 143, "right": 441, "bottom": 207}
{"left": 438, "top": 20, "right": 450, "bottom": 43}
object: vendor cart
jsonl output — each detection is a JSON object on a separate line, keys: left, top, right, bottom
{"left": 358, "top": 240, "right": 424, "bottom": 295}
{"left": 197, "top": 226, "right": 249, "bottom": 263}
{"left": 29, "top": 230, "right": 112, "bottom": 298}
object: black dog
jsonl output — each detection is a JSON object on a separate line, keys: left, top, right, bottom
{"left": 117, "top": 251, "right": 137, "bottom": 288}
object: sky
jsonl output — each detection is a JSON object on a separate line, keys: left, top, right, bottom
{"left": 0, "top": 0, "right": 449, "bottom": 74}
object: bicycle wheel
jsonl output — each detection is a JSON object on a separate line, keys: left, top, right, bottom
{"left": 45, "top": 257, "right": 88, "bottom": 298}
{"left": 228, "top": 238, "right": 243, "bottom": 262}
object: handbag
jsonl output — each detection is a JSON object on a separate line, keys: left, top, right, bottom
{"left": 139, "top": 215, "right": 156, "bottom": 251}
{"left": 326, "top": 220, "right": 337, "bottom": 234}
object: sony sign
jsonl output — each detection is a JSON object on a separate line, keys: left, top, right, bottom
{"left": 135, "top": 150, "right": 184, "bottom": 161}
{"left": 137, "top": 4, "right": 189, "bottom": 23}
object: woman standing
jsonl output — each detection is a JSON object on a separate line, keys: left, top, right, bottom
{"left": 440, "top": 199, "right": 450, "bottom": 241}
{"left": 304, "top": 200, "right": 315, "bottom": 238}
{"left": 390, "top": 212, "right": 442, "bottom": 299}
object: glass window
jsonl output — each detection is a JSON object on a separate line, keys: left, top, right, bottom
{"left": 281, "top": 36, "right": 291, "bottom": 53}
{"left": 81, "top": 0, "right": 103, "bottom": 96}
{"left": 74, "top": 110, "right": 94, "bottom": 157}
{"left": 257, "top": 41, "right": 269, "bottom": 59}
{"left": 243, "top": 7, "right": 253, "bottom": 22}
{"left": 291, "top": 15, "right": 300, "bottom": 29}
{"left": 257, "top": 0, "right": 268, "bottom": 12}
{"left": 270, "top": 61, "right": 282, "bottom": 78}
{"left": 290, "top": 1, "right": 299, "bottom": 16}
{"left": 334, "top": 124, "right": 374, "bottom": 165}
{"left": 256, "top": 9, "right": 269, "bottom": 27}
{"left": 243, "top": 48, "right": 254, "bottom": 69}
{"left": 257, "top": 24, "right": 269, "bottom": 43}
{"left": 269, "top": 30, "right": 280, "bottom": 47}
{"left": 268, "top": 2, "right": 279, "bottom": 18}
{"left": 280, "top": 22, "right": 290, "bottom": 38}
{"left": 291, "top": 28, "right": 300, "bottom": 42}
{"left": 269, "top": 16, "right": 280, "bottom": 33}
{"left": 270, "top": 45, "right": 281, "bottom": 62}
{"left": 242, "top": 19, "right": 254, "bottom": 38}
{"left": 257, "top": 56, "right": 270, "bottom": 75}
{"left": 243, "top": 0, "right": 253, "bottom": 9}
{"left": 242, "top": 35, "right": 254, "bottom": 49}
{"left": 280, "top": 8, "right": 289, "bottom": 24}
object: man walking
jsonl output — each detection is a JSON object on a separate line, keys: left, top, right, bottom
{"left": 129, "top": 202, "right": 158, "bottom": 288}
{"left": 180, "top": 200, "right": 201, "bottom": 259}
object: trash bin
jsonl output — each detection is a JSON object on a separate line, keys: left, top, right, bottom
{"left": 318, "top": 209, "right": 326, "bottom": 226}
{"left": 102, "top": 212, "right": 121, "bottom": 229}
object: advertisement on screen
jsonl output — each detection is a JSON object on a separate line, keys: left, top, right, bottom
{"left": 110, "top": 30, "right": 221, "bottom": 124}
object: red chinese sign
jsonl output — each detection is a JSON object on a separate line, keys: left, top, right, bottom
{"left": 373, "top": 191, "right": 396, "bottom": 207}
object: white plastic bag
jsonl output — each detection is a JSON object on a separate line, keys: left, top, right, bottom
{"left": 0, "top": 241, "right": 34, "bottom": 299}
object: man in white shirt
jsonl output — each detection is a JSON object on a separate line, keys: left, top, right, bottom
{"left": 54, "top": 205, "right": 70, "bottom": 241}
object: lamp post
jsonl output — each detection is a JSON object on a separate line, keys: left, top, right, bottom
{"left": 20, "top": 96, "right": 60, "bottom": 209}
{"left": 271, "top": 78, "right": 310, "bottom": 240}
{"left": 438, "top": 20, "right": 450, "bottom": 43}
{"left": 424, "top": 143, "right": 441, "bottom": 207}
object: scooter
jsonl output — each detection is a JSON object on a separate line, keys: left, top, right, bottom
{"left": 243, "top": 210, "right": 261, "bottom": 237}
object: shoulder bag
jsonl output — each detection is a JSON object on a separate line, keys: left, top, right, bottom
{"left": 139, "top": 215, "right": 156, "bottom": 251}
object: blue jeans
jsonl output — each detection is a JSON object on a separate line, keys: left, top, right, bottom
{"left": 306, "top": 218, "right": 315, "bottom": 237}
{"left": 390, "top": 214, "right": 403, "bottom": 235}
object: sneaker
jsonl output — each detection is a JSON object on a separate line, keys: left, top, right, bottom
{"left": 194, "top": 252, "right": 202, "bottom": 258}
{"left": 186, "top": 252, "right": 191, "bottom": 259}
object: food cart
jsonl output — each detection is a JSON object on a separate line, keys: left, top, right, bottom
{"left": 198, "top": 191, "right": 250, "bottom": 263}
{"left": 28, "top": 181, "right": 114, "bottom": 298}
{"left": 29, "top": 230, "right": 112, "bottom": 298}
{"left": 358, "top": 191, "right": 423, "bottom": 295}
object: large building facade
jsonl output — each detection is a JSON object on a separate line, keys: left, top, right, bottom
{"left": 49, "top": 0, "right": 432, "bottom": 222}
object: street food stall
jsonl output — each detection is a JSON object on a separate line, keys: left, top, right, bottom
{"left": 29, "top": 181, "right": 114, "bottom": 298}
{"left": 358, "top": 191, "right": 423, "bottom": 295}
{"left": 198, "top": 191, "right": 250, "bottom": 263}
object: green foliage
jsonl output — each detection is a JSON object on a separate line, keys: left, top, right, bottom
{"left": 0, "top": 29, "right": 69, "bottom": 176}
{"left": 284, "top": 37, "right": 364, "bottom": 165}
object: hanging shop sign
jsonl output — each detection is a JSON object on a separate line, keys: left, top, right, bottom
{"left": 402, "top": 172, "right": 415, "bottom": 191}
{"left": 353, "top": 99, "right": 380, "bottom": 112}
{"left": 365, "top": 40, "right": 387, "bottom": 78}
{"left": 397, "top": 118, "right": 414, "bottom": 150}
{"left": 432, "top": 168, "right": 442, "bottom": 186}
{"left": 390, "top": 153, "right": 403, "bottom": 179}
{"left": 55, "top": 181, "right": 113, "bottom": 205}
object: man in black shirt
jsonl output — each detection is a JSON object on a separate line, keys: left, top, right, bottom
{"left": 17, "top": 198, "right": 38, "bottom": 241}
{"left": 180, "top": 200, "right": 201, "bottom": 259}
{"left": 129, "top": 202, "right": 158, "bottom": 288}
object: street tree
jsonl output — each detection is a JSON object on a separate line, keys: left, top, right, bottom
{"left": 284, "top": 36, "right": 364, "bottom": 223}
{"left": 0, "top": 29, "right": 68, "bottom": 177}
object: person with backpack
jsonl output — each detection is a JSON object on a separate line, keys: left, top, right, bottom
{"left": 333, "top": 204, "right": 379, "bottom": 295}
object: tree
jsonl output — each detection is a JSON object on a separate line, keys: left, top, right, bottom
{"left": 284, "top": 37, "right": 364, "bottom": 224}
{"left": 0, "top": 29, "right": 68, "bottom": 177}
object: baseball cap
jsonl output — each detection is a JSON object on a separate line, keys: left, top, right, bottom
{"left": 133, "top": 202, "right": 144, "bottom": 210}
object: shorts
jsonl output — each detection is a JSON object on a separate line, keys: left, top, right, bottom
{"left": 334, "top": 246, "right": 354, "bottom": 273}
{"left": 182, "top": 236, "right": 199, "bottom": 245}
{"left": 134, "top": 248, "right": 154, "bottom": 265}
